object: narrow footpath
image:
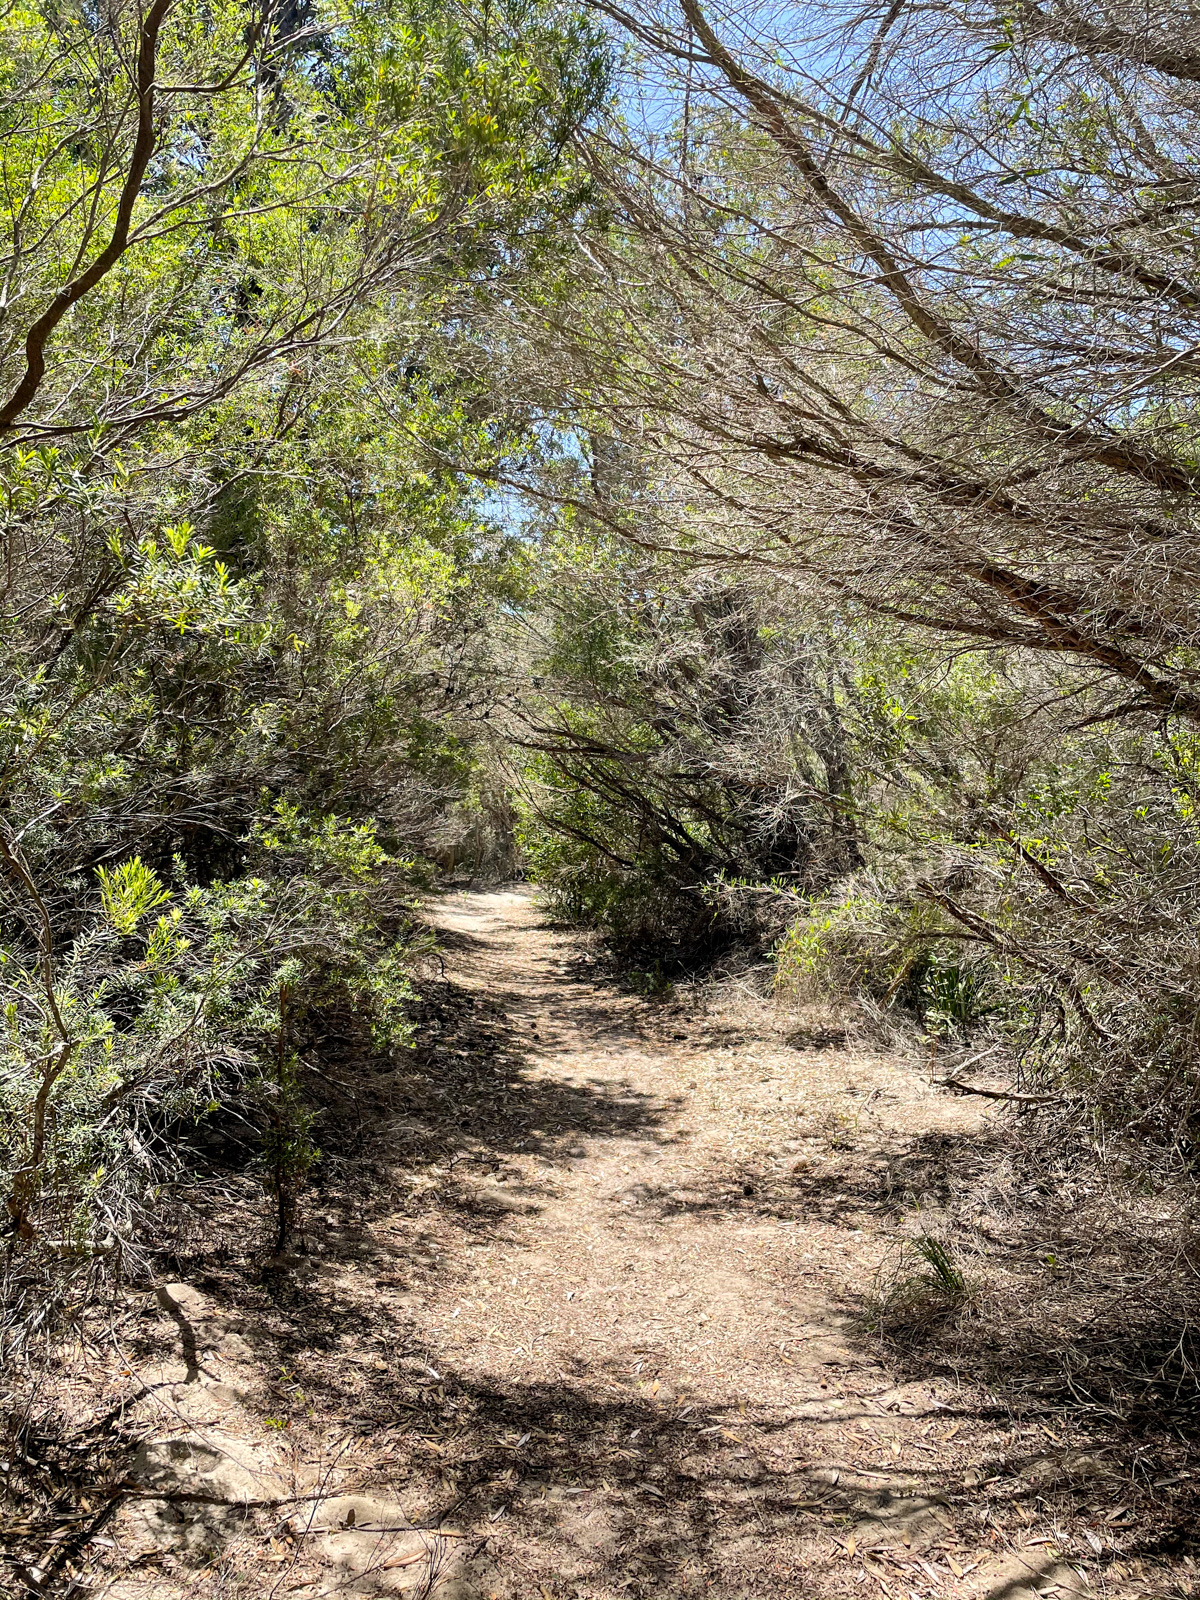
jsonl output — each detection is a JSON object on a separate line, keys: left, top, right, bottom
{"left": 93, "top": 889, "right": 1114, "bottom": 1600}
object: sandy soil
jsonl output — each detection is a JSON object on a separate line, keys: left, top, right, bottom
{"left": 32, "top": 889, "right": 1171, "bottom": 1600}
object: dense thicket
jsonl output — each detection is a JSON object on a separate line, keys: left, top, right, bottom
{"left": 0, "top": 0, "right": 607, "bottom": 1339}
{"left": 505, "top": 538, "right": 861, "bottom": 955}
{"left": 492, "top": 0, "right": 1200, "bottom": 1171}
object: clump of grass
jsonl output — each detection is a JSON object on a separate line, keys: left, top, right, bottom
{"left": 862, "top": 1233, "right": 978, "bottom": 1340}
{"left": 912, "top": 1235, "right": 969, "bottom": 1295}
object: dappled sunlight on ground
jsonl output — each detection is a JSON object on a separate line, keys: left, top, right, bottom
{"left": 18, "top": 891, "right": 1191, "bottom": 1600}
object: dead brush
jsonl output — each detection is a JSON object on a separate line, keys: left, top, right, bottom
{"left": 861, "top": 1233, "right": 979, "bottom": 1340}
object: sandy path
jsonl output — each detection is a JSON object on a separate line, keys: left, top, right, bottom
{"left": 89, "top": 888, "right": 1107, "bottom": 1600}
{"left": 419, "top": 889, "right": 862, "bottom": 1398}
{"left": 349, "top": 889, "right": 1023, "bottom": 1600}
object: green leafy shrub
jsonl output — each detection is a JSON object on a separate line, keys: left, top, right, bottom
{"left": 510, "top": 548, "right": 862, "bottom": 958}
{"left": 0, "top": 803, "right": 420, "bottom": 1324}
{"left": 774, "top": 891, "right": 979, "bottom": 1025}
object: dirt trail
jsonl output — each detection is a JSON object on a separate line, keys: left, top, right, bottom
{"left": 89, "top": 890, "right": 1112, "bottom": 1600}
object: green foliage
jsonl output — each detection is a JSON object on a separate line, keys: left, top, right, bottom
{"left": 96, "top": 860, "right": 173, "bottom": 937}
{"left": 0, "top": 0, "right": 610, "bottom": 1338}
{"left": 757, "top": 625, "right": 1200, "bottom": 1149}
{"left": 510, "top": 538, "right": 862, "bottom": 955}
{"left": 862, "top": 1234, "right": 977, "bottom": 1341}
{"left": 921, "top": 961, "right": 995, "bottom": 1038}
{"left": 912, "top": 1236, "right": 969, "bottom": 1300}
{"left": 0, "top": 802, "right": 418, "bottom": 1275}
{"left": 774, "top": 887, "right": 998, "bottom": 1035}
{"left": 0, "top": 0, "right": 610, "bottom": 437}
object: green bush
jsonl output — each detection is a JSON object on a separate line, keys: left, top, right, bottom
{"left": 0, "top": 803, "right": 419, "bottom": 1311}
{"left": 510, "top": 552, "right": 862, "bottom": 957}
